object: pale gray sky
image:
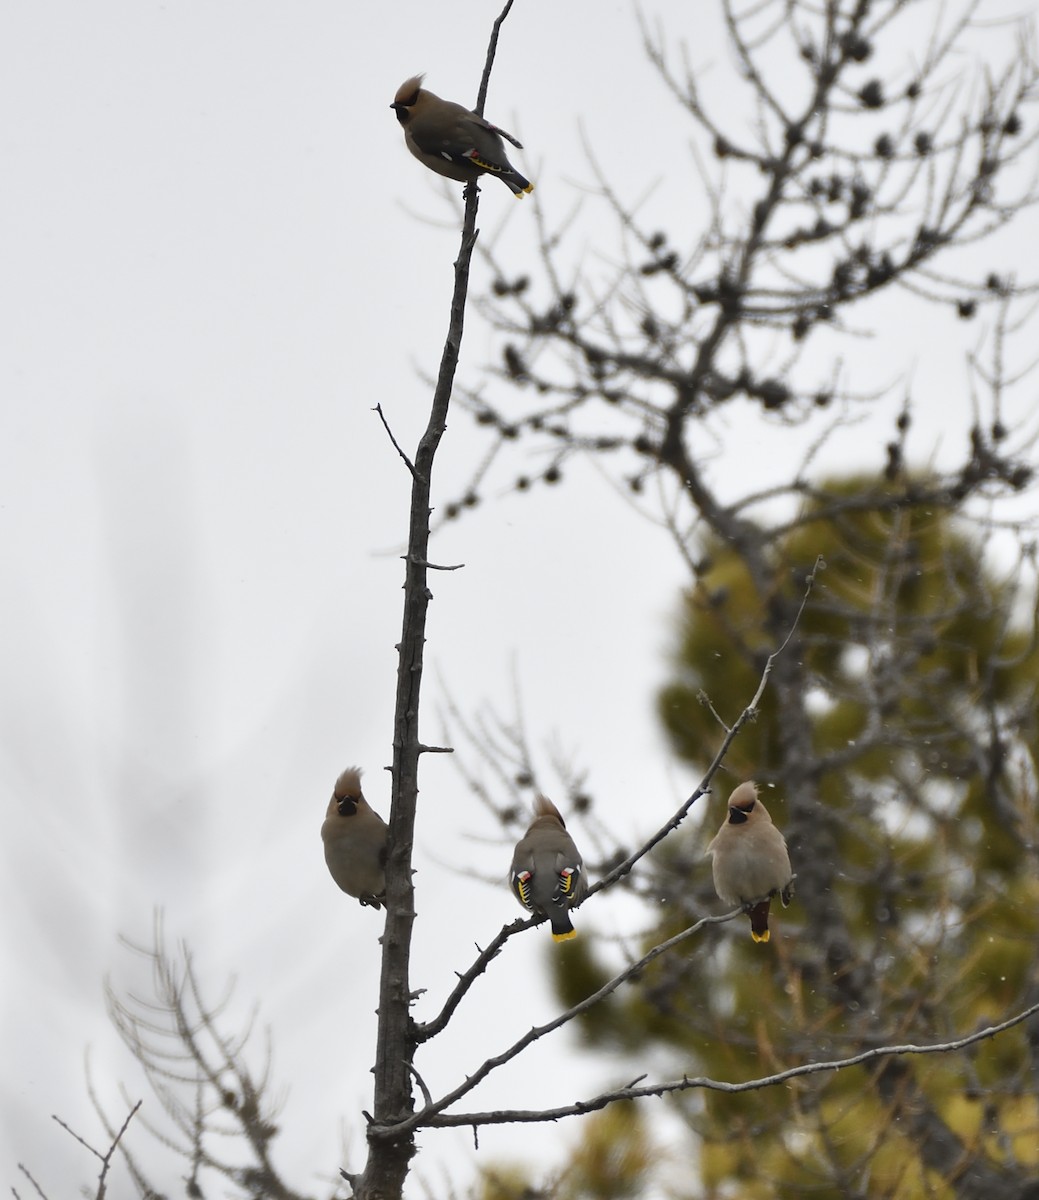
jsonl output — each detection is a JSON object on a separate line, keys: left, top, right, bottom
{"left": 2, "top": 1, "right": 1036, "bottom": 1196}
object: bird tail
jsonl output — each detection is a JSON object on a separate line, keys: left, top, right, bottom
{"left": 505, "top": 171, "right": 534, "bottom": 197}
{"left": 749, "top": 899, "right": 772, "bottom": 943}
{"left": 550, "top": 919, "right": 577, "bottom": 943}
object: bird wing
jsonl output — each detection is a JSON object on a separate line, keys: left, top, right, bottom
{"left": 553, "top": 863, "right": 582, "bottom": 904}
{"left": 510, "top": 838, "right": 536, "bottom": 909}
{"left": 510, "top": 866, "right": 535, "bottom": 910}
{"left": 544, "top": 843, "right": 587, "bottom": 906}
{"left": 423, "top": 113, "right": 514, "bottom": 173}
{"left": 462, "top": 116, "right": 518, "bottom": 170}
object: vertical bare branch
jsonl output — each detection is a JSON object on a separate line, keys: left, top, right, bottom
{"left": 357, "top": 6, "right": 521, "bottom": 1198}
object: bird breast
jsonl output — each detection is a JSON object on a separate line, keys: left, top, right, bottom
{"left": 711, "top": 829, "right": 790, "bottom": 906}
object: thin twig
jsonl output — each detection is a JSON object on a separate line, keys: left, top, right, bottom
{"left": 408, "top": 1062, "right": 434, "bottom": 1109}
{"left": 407, "top": 556, "right": 465, "bottom": 571}
{"left": 697, "top": 688, "right": 731, "bottom": 733}
{"left": 49, "top": 1115, "right": 100, "bottom": 1161}
{"left": 414, "top": 918, "right": 533, "bottom": 1043}
{"left": 475, "top": 0, "right": 516, "bottom": 115}
{"left": 51, "top": 1101, "right": 142, "bottom": 1200}
{"left": 374, "top": 403, "right": 417, "bottom": 477}
{"left": 13, "top": 1166, "right": 48, "bottom": 1200}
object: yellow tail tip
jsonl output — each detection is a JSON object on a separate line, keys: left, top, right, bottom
{"left": 751, "top": 929, "right": 771, "bottom": 944}
{"left": 551, "top": 928, "right": 578, "bottom": 943}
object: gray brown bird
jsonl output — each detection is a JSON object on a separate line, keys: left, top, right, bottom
{"left": 390, "top": 74, "right": 534, "bottom": 196}
{"left": 321, "top": 767, "right": 387, "bottom": 908}
{"left": 706, "top": 781, "right": 793, "bottom": 943}
{"left": 510, "top": 794, "right": 587, "bottom": 940}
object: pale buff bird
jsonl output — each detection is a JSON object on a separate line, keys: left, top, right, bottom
{"left": 390, "top": 74, "right": 534, "bottom": 196}
{"left": 510, "top": 795, "right": 587, "bottom": 940}
{"left": 706, "top": 781, "right": 793, "bottom": 943}
{"left": 321, "top": 767, "right": 387, "bottom": 908}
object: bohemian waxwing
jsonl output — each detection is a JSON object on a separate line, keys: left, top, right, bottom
{"left": 390, "top": 74, "right": 534, "bottom": 197}
{"left": 321, "top": 767, "right": 388, "bottom": 908}
{"left": 510, "top": 794, "right": 587, "bottom": 940}
{"left": 706, "top": 781, "right": 793, "bottom": 943}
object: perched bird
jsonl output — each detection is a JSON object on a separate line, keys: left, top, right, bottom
{"left": 510, "top": 794, "right": 587, "bottom": 940}
{"left": 321, "top": 767, "right": 388, "bottom": 908}
{"left": 706, "top": 781, "right": 793, "bottom": 943}
{"left": 390, "top": 74, "right": 534, "bottom": 197}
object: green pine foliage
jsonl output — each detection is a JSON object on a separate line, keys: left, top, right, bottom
{"left": 473, "top": 1105, "right": 655, "bottom": 1200}
{"left": 546, "top": 475, "right": 1039, "bottom": 1197}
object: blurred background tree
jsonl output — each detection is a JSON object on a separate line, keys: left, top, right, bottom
{"left": 536, "top": 484, "right": 1039, "bottom": 1199}
{"left": 456, "top": 0, "right": 1039, "bottom": 1195}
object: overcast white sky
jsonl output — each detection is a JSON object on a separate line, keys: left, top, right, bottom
{"left": 2, "top": 1, "right": 1036, "bottom": 1196}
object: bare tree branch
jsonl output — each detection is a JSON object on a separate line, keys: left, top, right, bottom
{"left": 354, "top": 5, "right": 522, "bottom": 1197}
{"left": 379, "top": 910, "right": 741, "bottom": 1139}
{"left": 418, "top": 998, "right": 1039, "bottom": 1128}
{"left": 416, "top": 559, "right": 822, "bottom": 1045}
